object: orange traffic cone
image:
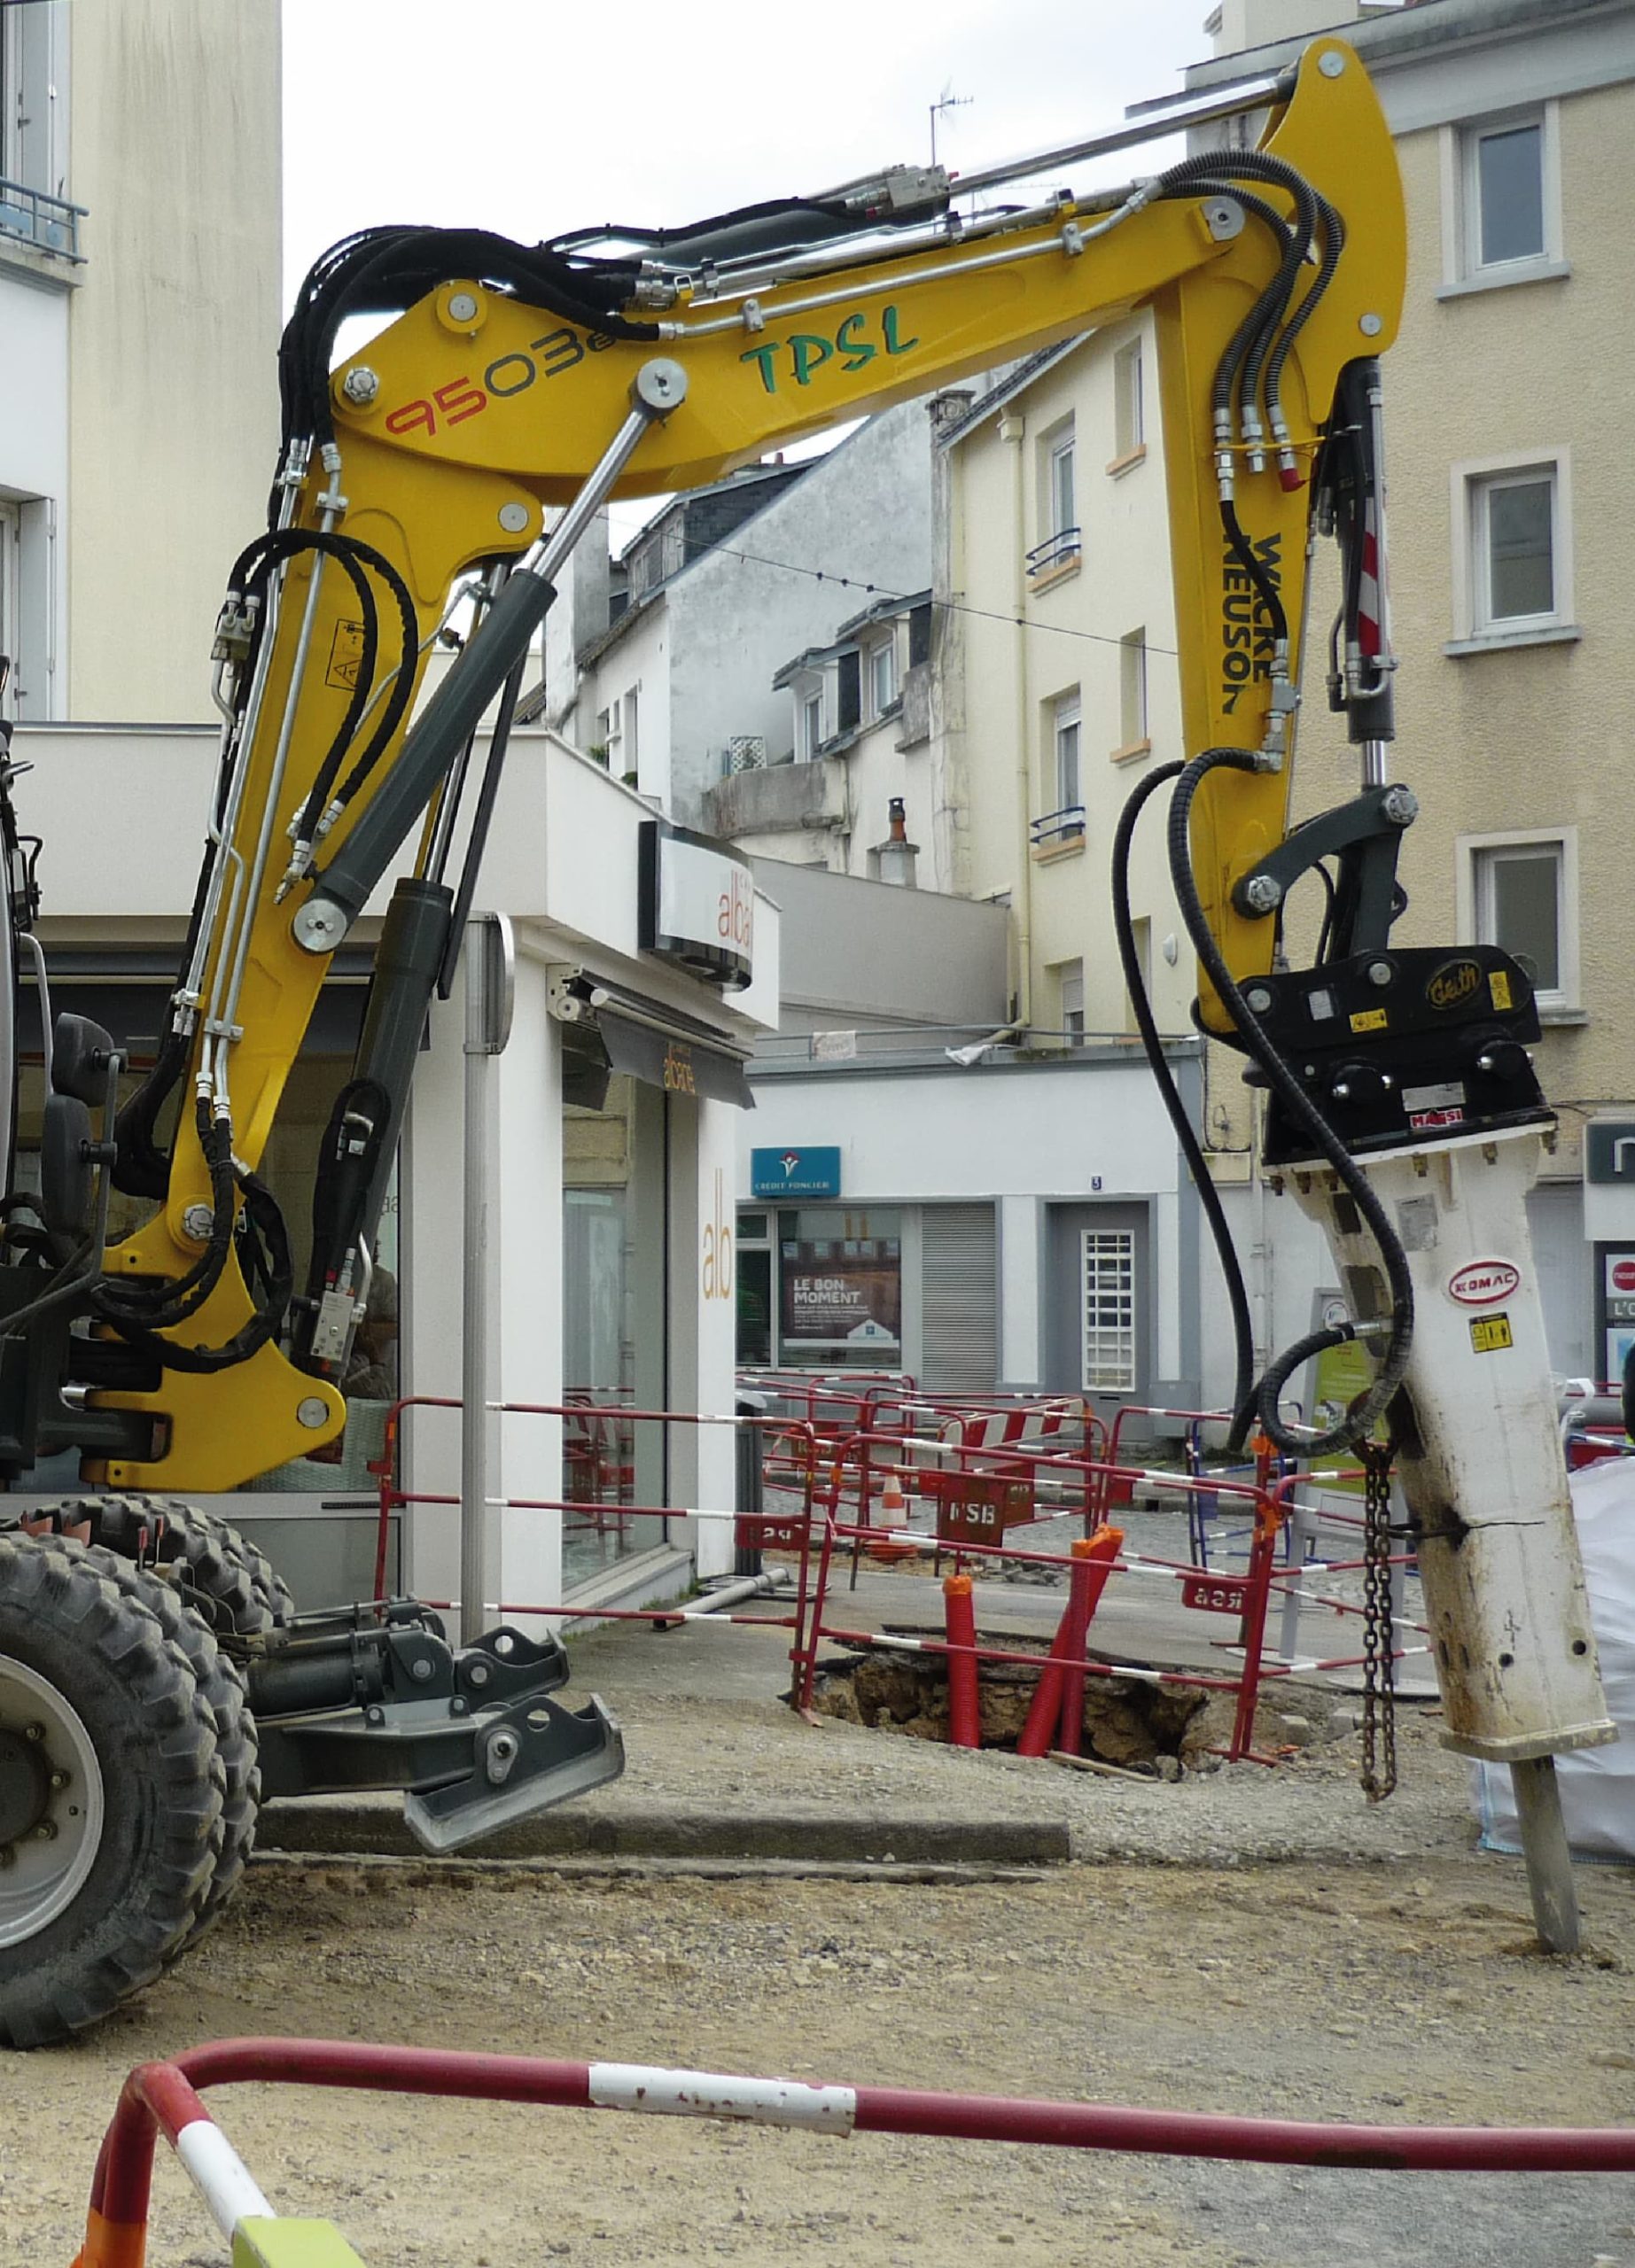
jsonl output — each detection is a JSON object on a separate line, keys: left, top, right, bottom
{"left": 866, "top": 1468, "right": 917, "bottom": 1561}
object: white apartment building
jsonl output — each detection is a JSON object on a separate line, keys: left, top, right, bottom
{"left": 543, "top": 403, "right": 933, "bottom": 832}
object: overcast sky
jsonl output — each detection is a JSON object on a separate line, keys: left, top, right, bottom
{"left": 280, "top": 0, "right": 1218, "bottom": 536}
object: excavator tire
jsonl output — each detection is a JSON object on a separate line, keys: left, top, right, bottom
{"left": 78, "top": 1543, "right": 261, "bottom": 1948}
{"left": 0, "top": 1534, "right": 224, "bottom": 2048}
{"left": 49, "top": 1495, "right": 297, "bottom": 1635}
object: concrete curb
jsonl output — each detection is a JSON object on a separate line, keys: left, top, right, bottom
{"left": 255, "top": 1799, "right": 1073, "bottom": 1868}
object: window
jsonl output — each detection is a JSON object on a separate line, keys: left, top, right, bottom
{"left": 837, "top": 649, "right": 861, "bottom": 734}
{"left": 1119, "top": 628, "right": 1148, "bottom": 751}
{"left": 0, "top": 503, "right": 18, "bottom": 721}
{"left": 1052, "top": 691, "right": 1081, "bottom": 813}
{"left": 1081, "top": 1229, "right": 1137, "bottom": 1394}
{"left": 1113, "top": 338, "right": 1144, "bottom": 462}
{"left": 622, "top": 687, "right": 639, "bottom": 776}
{"left": 801, "top": 689, "right": 824, "bottom": 760}
{"left": 869, "top": 636, "right": 898, "bottom": 719}
{"left": 1452, "top": 453, "right": 1574, "bottom": 649}
{"left": 1444, "top": 106, "right": 1563, "bottom": 293}
{"left": 1474, "top": 120, "right": 1544, "bottom": 267}
{"left": 1029, "top": 423, "right": 1079, "bottom": 579}
{"left": 778, "top": 1207, "right": 902, "bottom": 1370}
{"left": 1459, "top": 827, "right": 1578, "bottom": 1014}
{"left": 1049, "top": 431, "right": 1076, "bottom": 539}
{"left": 1055, "top": 959, "right": 1085, "bottom": 1043}
{"left": 0, "top": 6, "right": 77, "bottom": 258}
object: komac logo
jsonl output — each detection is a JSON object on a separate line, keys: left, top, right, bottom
{"left": 1447, "top": 1257, "right": 1522, "bottom": 1309}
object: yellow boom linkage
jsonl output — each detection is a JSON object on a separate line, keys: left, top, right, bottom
{"left": 94, "top": 38, "right": 1402, "bottom": 1489}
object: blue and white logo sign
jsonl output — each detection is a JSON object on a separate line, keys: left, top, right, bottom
{"left": 751, "top": 1146, "right": 842, "bottom": 1200}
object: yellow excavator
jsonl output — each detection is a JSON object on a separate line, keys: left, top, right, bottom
{"left": 0, "top": 34, "right": 1609, "bottom": 2046}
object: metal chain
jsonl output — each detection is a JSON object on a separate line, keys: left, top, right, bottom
{"left": 1359, "top": 1440, "right": 1398, "bottom": 1802}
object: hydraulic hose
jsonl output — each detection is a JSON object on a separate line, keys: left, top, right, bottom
{"left": 1113, "top": 762, "right": 1257, "bottom": 1448}
{"left": 1167, "top": 750, "right": 1414, "bottom": 1456}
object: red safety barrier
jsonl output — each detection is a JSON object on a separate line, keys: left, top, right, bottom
{"left": 366, "top": 1396, "right": 1429, "bottom": 1767}
{"left": 70, "top": 2033, "right": 1635, "bottom": 2264}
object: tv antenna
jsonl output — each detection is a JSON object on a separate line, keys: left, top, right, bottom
{"left": 930, "top": 86, "right": 972, "bottom": 167}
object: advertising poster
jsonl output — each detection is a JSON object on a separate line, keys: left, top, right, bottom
{"left": 779, "top": 1237, "right": 901, "bottom": 1349}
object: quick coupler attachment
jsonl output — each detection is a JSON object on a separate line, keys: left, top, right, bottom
{"left": 251, "top": 1614, "right": 623, "bottom": 1848}
{"left": 403, "top": 1688, "right": 624, "bottom": 1854}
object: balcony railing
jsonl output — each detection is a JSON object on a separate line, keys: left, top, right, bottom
{"left": 1031, "top": 804, "right": 1086, "bottom": 849}
{"left": 0, "top": 177, "right": 87, "bottom": 262}
{"left": 1025, "top": 526, "right": 1081, "bottom": 579}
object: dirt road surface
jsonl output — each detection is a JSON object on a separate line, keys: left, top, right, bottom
{"left": 5, "top": 1697, "right": 1635, "bottom": 2268}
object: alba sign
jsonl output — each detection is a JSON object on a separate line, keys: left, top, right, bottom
{"left": 639, "top": 820, "right": 754, "bottom": 990}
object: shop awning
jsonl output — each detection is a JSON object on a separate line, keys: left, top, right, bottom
{"left": 598, "top": 1008, "right": 754, "bottom": 1109}
{"left": 549, "top": 973, "right": 755, "bottom": 1109}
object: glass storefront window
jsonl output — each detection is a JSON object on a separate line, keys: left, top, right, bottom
{"left": 776, "top": 1206, "right": 903, "bottom": 1369}
{"left": 562, "top": 1070, "right": 668, "bottom": 1588}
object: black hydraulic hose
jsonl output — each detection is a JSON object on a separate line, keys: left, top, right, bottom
{"left": 1167, "top": 750, "right": 1414, "bottom": 1456}
{"left": 284, "top": 537, "right": 420, "bottom": 838}
{"left": 1220, "top": 497, "right": 1288, "bottom": 649}
{"left": 1169, "top": 181, "right": 1299, "bottom": 435}
{"left": 104, "top": 1167, "right": 293, "bottom": 1375}
{"left": 94, "top": 1099, "right": 237, "bottom": 1330}
{"left": 1264, "top": 191, "right": 1343, "bottom": 423}
{"left": 1114, "top": 762, "right": 1257, "bottom": 1449}
{"left": 284, "top": 227, "right": 659, "bottom": 452}
{"left": 234, "top": 532, "right": 382, "bottom": 815}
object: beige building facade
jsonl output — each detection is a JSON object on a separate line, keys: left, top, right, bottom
{"left": 923, "top": 0, "right": 1635, "bottom": 1393}
{"left": 937, "top": 322, "right": 1196, "bottom": 1049}
{"left": 0, "top": 0, "right": 280, "bottom": 724}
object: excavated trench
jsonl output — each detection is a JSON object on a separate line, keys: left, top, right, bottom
{"left": 807, "top": 1638, "right": 1246, "bottom": 1776}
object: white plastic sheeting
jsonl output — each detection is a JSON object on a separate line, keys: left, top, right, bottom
{"left": 1474, "top": 1455, "right": 1635, "bottom": 1863}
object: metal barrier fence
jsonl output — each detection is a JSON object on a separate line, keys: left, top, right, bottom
{"left": 364, "top": 1396, "right": 1429, "bottom": 1756}
{"left": 790, "top": 1448, "right": 1291, "bottom": 1761}
{"left": 71, "top": 2034, "right": 1635, "bottom": 2264}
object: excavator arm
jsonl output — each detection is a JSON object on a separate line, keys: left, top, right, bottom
{"left": 86, "top": 36, "right": 1407, "bottom": 1488}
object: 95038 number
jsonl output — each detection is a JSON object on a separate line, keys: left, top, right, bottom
{"left": 382, "top": 325, "right": 615, "bottom": 440}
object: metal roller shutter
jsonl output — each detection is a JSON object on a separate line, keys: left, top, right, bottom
{"left": 921, "top": 1203, "right": 997, "bottom": 1395}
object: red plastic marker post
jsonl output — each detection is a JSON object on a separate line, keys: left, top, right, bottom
{"left": 943, "top": 1573, "right": 981, "bottom": 1749}
{"left": 1055, "top": 1526, "right": 1124, "bottom": 1756}
{"left": 1016, "top": 1599, "right": 1075, "bottom": 1759}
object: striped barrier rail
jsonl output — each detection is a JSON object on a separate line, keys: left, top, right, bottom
{"left": 72, "top": 2036, "right": 1635, "bottom": 2265}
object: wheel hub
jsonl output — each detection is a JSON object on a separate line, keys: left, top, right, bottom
{"left": 0, "top": 1728, "right": 49, "bottom": 1846}
{"left": 0, "top": 1659, "right": 104, "bottom": 1946}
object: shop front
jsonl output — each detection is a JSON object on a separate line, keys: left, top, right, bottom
{"left": 738, "top": 1045, "right": 1200, "bottom": 1415}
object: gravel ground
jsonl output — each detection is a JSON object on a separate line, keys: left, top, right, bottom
{"left": 5, "top": 1624, "right": 1635, "bottom": 2268}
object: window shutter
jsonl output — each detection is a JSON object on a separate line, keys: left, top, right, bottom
{"left": 837, "top": 649, "right": 860, "bottom": 733}
{"left": 909, "top": 603, "right": 931, "bottom": 668}
{"left": 921, "top": 1204, "right": 997, "bottom": 1395}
